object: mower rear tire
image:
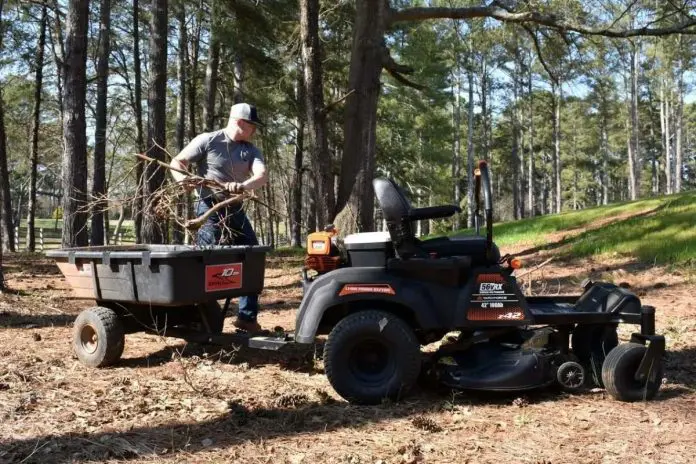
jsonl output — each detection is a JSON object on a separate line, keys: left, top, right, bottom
{"left": 324, "top": 310, "right": 421, "bottom": 405}
{"left": 572, "top": 324, "right": 618, "bottom": 387}
{"left": 602, "top": 342, "right": 663, "bottom": 402}
{"left": 73, "top": 307, "right": 125, "bottom": 368}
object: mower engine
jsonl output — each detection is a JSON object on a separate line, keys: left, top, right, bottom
{"left": 303, "top": 225, "right": 344, "bottom": 282}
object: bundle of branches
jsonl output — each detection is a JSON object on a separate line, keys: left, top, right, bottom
{"left": 136, "top": 153, "right": 250, "bottom": 231}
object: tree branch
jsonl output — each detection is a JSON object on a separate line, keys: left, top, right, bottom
{"left": 521, "top": 25, "right": 558, "bottom": 85}
{"left": 390, "top": 4, "right": 696, "bottom": 37}
{"left": 381, "top": 47, "right": 426, "bottom": 90}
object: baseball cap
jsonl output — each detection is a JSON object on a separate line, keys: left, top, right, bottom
{"left": 229, "top": 103, "right": 265, "bottom": 127}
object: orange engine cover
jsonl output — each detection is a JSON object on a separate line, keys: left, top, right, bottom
{"left": 305, "top": 255, "right": 342, "bottom": 273}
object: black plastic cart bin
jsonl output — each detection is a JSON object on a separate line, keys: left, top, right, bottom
{"left": 47, "top": 244, "right": 270, "bottom": 305}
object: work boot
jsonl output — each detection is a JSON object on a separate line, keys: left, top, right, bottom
{"left": 233, "top": 317, "right": 263, "bottom": 334}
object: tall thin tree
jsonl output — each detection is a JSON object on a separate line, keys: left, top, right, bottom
{"left": 141, "top": 0, "right": 168, "bottom": 244}
{"left": 61, "top": 0, "right": 90, "bottom": 247}
{"left": 133, "top": 0, "right": 145, "bottom": 241}
{"left": 24, "top": 6, "right": 48, "bottom": 251}
{"left": 90, "top": 0, "right": 111, "bottom": 246}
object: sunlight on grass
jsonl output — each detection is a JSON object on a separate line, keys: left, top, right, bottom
{"left": 443, "top": 192, "right": 696, "bottom": 265}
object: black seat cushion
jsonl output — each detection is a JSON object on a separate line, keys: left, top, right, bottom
{"left": 419, "top": 236, "right": 501, "bottom": 265}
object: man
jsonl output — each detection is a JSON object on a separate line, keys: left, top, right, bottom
{"left": 170, "top": 102, "right": 268, "bottom": 333}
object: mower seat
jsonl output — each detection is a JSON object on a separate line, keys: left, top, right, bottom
{"left": 373, "top": 177, "right": 500, "bottom": 264}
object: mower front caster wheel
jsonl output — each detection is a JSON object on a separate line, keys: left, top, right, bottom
{"left": 601, "top": 343, "right": 663, "bottom": 402}
{"left": 73, "top": 307, "right": 125, "bottom": 368}
{"left": 324, "top": 310, "right": 421, "bottom": 405}
{"left": 557, "top": 361, "right": 586, "bottom": 392}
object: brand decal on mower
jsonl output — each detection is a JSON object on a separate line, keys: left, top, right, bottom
{"left": 468, "top": 273, "right": 526, "bottom": 321}
{"left": 205, "top": 263, "right": 243, "bottom": 292}
{"left": 497, "top": 311, "right": 524, "bottom": 320}
{"left": 339, "top": 284, "right": 396, "bottom": 296}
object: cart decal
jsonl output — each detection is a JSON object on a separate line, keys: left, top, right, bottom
{"left": 205, "top": 263, "right": 244, "bottom": 292}
{"left": 339, "top": 284, "right": 395, "bottom": 296}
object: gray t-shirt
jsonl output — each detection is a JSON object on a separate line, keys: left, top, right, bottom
{"left": 177, "top": 129, "right": 265, "bottom": 199}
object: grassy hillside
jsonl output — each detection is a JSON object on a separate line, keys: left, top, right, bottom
{"left": 444, "top": 191, "right": 696, "bottom": 265}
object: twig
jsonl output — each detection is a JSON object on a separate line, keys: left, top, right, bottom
{"left": 184, "top": 194, "right": 246, "bottom": 230}
{"left": 515, "top": 257, "right": 554, "bottom": 279}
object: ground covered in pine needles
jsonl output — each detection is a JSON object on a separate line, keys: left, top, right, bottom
{"left": 1, "top": 218, "right": 696, "bottom": 463}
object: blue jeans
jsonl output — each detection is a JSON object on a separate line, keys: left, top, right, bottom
{"left": 195, "top": 198, "right": 259, "bottom": 322}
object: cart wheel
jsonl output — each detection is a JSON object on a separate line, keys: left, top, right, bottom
{"left": 602, "top": 343, "right": 663, "bottom": 402}
{"left": 194, "top": 300, "right": 225, "bottom": 334}
{"left": 572, "top": 324, "right": 618, "bottom": 387}
{"left": 73, "top": 307, "right": 125, "bottom": 368}
{"left": 323, "top": 310, "right": 421, "bottom": 405}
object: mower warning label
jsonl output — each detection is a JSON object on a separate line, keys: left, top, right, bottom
{"left": 468, "top": 273, "right": 524, "bottom": 321}
{"left": 205, "top": 263, "right": 243, "bottom": 292}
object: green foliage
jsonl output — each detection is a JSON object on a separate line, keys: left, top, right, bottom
{"left": 440, "top": 192, "right": 696, "bottom": 265}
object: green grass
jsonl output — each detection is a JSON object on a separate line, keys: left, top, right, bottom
{"left": 439, "top": 191, "right": 696, "bottom": 265}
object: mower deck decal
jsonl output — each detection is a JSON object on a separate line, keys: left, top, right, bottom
{"left": 469, "top": 273, "right": 525, "bottom": 321}
{"left": 339, "top": 284, "right": 396, "bottom": 296}
{"left": 205, "top": 263, "right": 243, "bottom": 292}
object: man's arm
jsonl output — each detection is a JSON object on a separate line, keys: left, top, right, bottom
{"left": 170, "top": 133, "right": 208, "bottom": 182}
{"left": 241, "top": 159, "right": 268, "bottom": 191}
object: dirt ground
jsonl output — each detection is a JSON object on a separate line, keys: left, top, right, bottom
{"left": 1, "top": 242, "right": 695, "bottom": 464}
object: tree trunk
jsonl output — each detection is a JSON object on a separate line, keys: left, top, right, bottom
{"left": 481, "top": 57, "right": 492, "bottom": 193}
{"left": 0, "top": 0, "right": 3, "bottom": 285}
{"left": 300, "top": 0, "right": 334, "bottom": 229}
{"left": 90, "top": 0, "right": 110, "bottom": 246}
{"left": 511, "top": 49, "right": 521, "bottom": 220}
{"left": 291, "top": 66, "right": 304, "bottom": 247}
{"left": 233, "top": 55, "right": 244, "bottom": 104}
{"left": 203, "top": 0, "right": 220, "bottom": 132}
{"left": 601, "top": 113, "right": 609, "bottom": 205}
{"left": 172, "top": 3, "right": 187, "bottom": 245}
{"left": 660, "top": 81, "right": 671, "bottom": 194}
{"left": 335, "top": 0, "right": 389, "bottom": 231}
{"left": 187, "top": 0, "right": 202, "bottom": 140}
{"left": 466, "top": 57, "right": 475, "bottom": 228}
{"left": 61, "top": 0, "right": 90, "bottom": 248}
{"left": 0, "top": 94, "right": 12, "bottom": 254}
{"left": 27, "top": 5, "right": 48, "bottom": 251}
{"left": 452, "top": 65, "right": 461, "bottom": 230}
{"left": 628, "top": 40, "right": 640, "bottom": 200}
{"left": 49, "top": 0, "right": 66, "bottom": 135}
{"left": 142, "top": 0, "right": 168, "bottom": 244}
{"left": 675, "top": 53, "right": 684, "bottom": 193}
{"left": 133, "top": 0, "right": 145, "bottom": 242}
{"left": 552, "top": 81, "right": 562, "bottom": 213}
{"left": 527, "top": 62, "right": 535, "bottom": 216}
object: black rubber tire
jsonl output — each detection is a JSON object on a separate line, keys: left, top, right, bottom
{"left": 197, "top": 300, "right": 225, "bottom": 334}
{"left": 324, "top": 310, "right": 421, "bottom": 405}
{"left": 572, "top": 324, "right": 618, "bottom": 387}
{"left": 73, "top": 307, "right": 125, "bottom": 368}
{"left": 602, "top": 343, "right": 663, "bottom": 402}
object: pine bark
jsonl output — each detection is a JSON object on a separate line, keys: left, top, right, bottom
{"left": 142, "top": 0, "right": 168, "bottom": 244}
{"left": 300, "top": 0, "right": 334, "bottom": 228}
{"left": 61, "top": 0, "right": 90, "bottom": 248}
{"left": 90, "top": 0, "right": 111, "bottom": 246}
{"left": 203, "top": 0, "right": 220, "bottom": 132}
{"left": 133, "top": 0, "right": 145, "bottom": 241}
{"left": 27, "top": 5, "right": 48, "bottom": 251}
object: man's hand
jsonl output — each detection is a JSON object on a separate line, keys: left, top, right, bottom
{"left": 225, "top": 182, "right": 245, "bottom": 194}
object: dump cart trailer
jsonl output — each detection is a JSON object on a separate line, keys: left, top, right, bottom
{"left": 47, "top": 245, "right": 290, "bottom": 367}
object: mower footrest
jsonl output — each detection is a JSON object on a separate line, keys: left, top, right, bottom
{"left": 249, "top": 335, "right": 292, "bottom": 351}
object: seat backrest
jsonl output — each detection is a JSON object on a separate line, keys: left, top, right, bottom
{"left": 373, "top": 178, "right": 424, "bottom": 258}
